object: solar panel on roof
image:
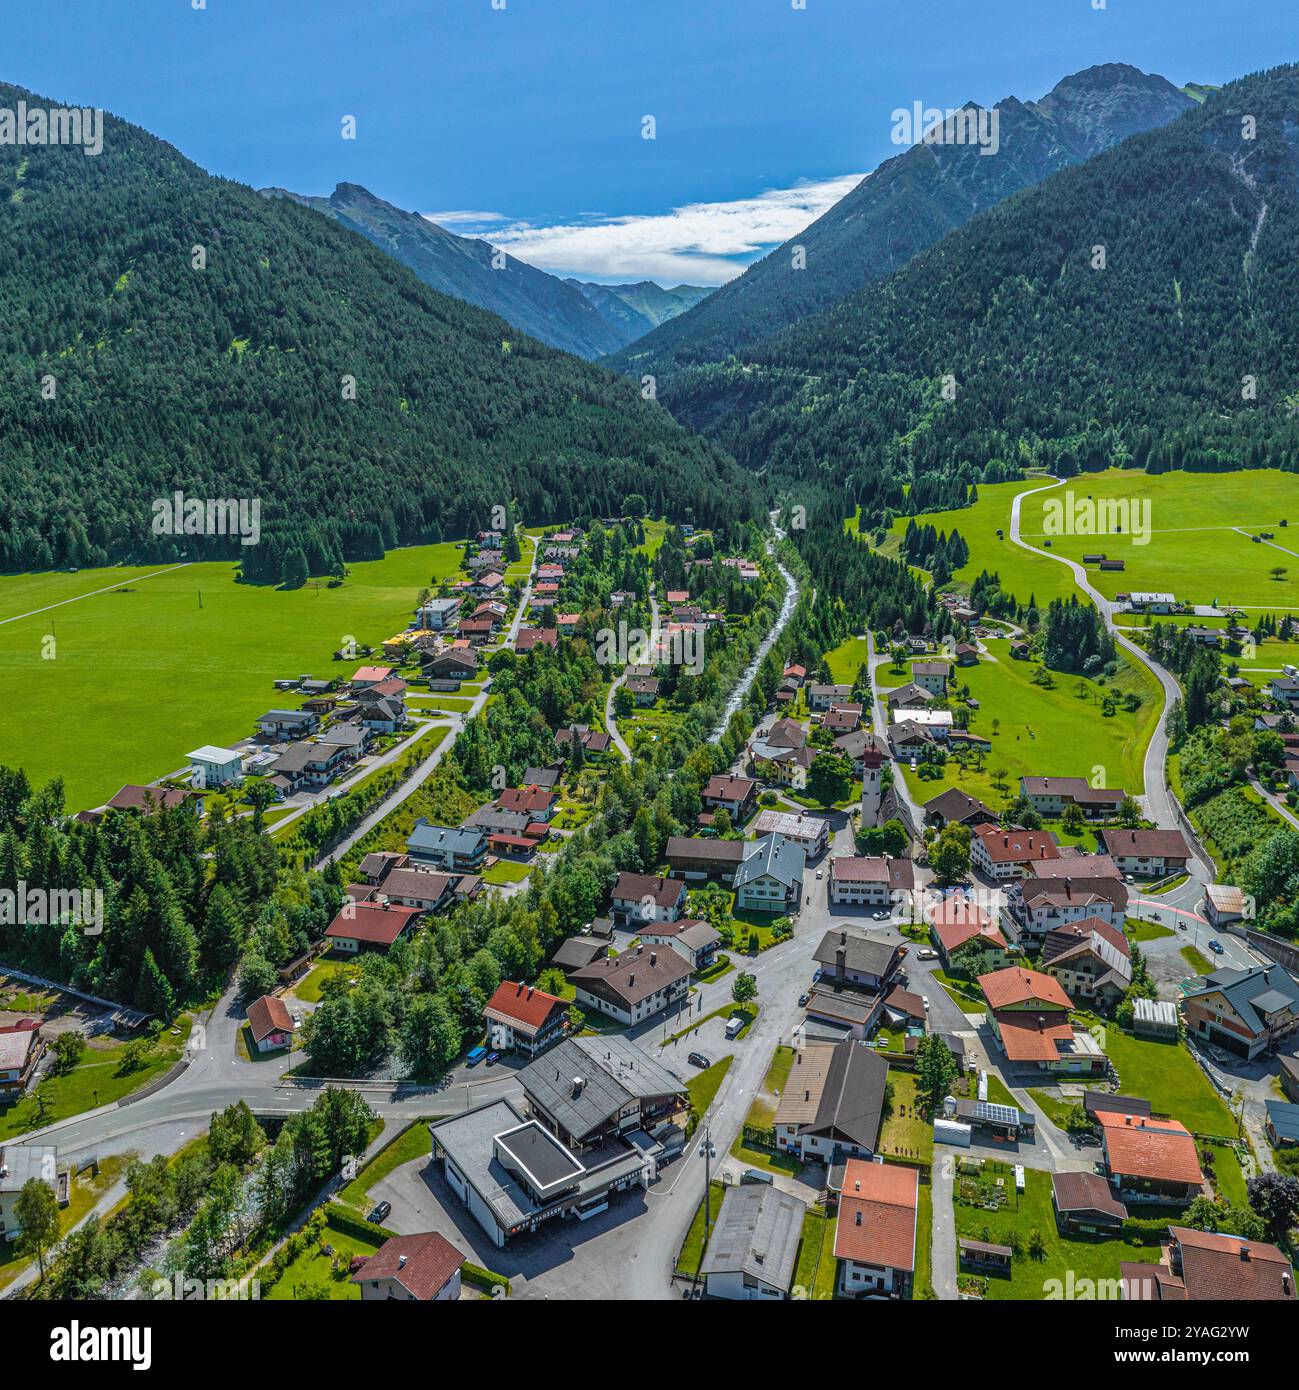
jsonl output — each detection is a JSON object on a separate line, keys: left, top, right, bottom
{"left": 975, "top": 1101, "right": 1020, "bottom": 1126}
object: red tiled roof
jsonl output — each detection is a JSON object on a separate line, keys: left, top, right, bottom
{"left": 934, "top": 917, "right": 1007, "bottom": 957}
{"left": 1171, "top": 1227, "right": 1296, "bottom": 1300}
{"left": 1098, "top": 1113, "right": 1204, "bottom": 1186}
{"left": 246, "top": 994, "right": 294, "bottom": 1043}
{"left": 978, "top": 966, "right": 1073, "bottom": 1011}
{"left": 974, "top": 825, "right": 1061, "bottom": 864}
{"left": 994, "top": 1011, "right": 1075, "bottom": 1061}
{"left": 350, "top": 1232, "right": 465, "bottom": 1299}
{"left": 325, "top": 901, "right": 423, "bottom": 945}
{"left": 107, "top": 784, "right": 198, "bottom": 812}
{"left": 834, "top": 1159, "right": 918, "bottom": 1272}
{"left": 483, "top": 981, "right": 565, "bottom": 1033}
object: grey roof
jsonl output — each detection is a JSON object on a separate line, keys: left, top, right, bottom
{"left": 734, "top": 833, "right": 806, "bottom": 890}
{"left": 0, "top": 1143, "right": 58, "bottom": 1195}
{"left": 1266, "top": 1100, "right": 1299, "bottom": 1144}
{"left": 551, "top": 936, "right": 608, "bottom": 971}
{"left": 699, "top": 1183, "right": 805, "bottom": 1291}
{"left": 316, "top": 722, "right": 366, "bottom": 749}
{"left": 522, "top": 765, "right": 563, "bottom": 789}
{"left": 519, "top": 1035, "right": 686, "bottom": 1142}
{"left": 462, "top": 806, "right": 530, "bottom": 834}
{"left": 805, "top": 987, "right": 878, "bottom": 1027}
{"left": 801, "top": 1040, "right": 889, "bottom": 1150}
{"left": 406, "top": 821, "right": 485, "bottom": 857}
{"left": 1185, "top": 964, "right": 1299, "bottom": 1035}
{"left": 813, "top": 928, "right": 900, "bottom": 979}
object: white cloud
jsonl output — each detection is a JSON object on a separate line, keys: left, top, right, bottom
{"left": 423, "top": 172, "right": 866, "bottom": 286}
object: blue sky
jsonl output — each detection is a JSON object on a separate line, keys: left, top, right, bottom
{"left": 8, "top": 0, "right": 1297, "bottom": 282}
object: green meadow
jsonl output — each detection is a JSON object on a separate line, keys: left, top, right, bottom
{"left": 891, "top": 640, "right": 1160, "bottom": 808}
{"left": 881, "top": 469, "right": 1299, "bottom": 613}
{"left": 0, "top": 543, "right": 465, "bottom": 808}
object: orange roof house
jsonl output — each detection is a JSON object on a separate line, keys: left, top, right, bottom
{"left": 834, "top": 1159, "right": 919, "bottom": 1298}
{"left": 1099, "top": 1112, "right": 1204, "bottom": 1197}
{"left": 978, "top": 966, "right": 1073, "bottom": 1012}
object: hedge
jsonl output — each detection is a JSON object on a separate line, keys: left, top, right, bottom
{"left": 321, "top": 1203, "right": 511, "bottom": 1296}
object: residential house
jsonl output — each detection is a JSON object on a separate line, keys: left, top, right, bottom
{"left": 701, "top": 774, "right": 758, "bottom": 822}
{"left": 1182, "top": 964, "right": 1299, "bottom": 1059}
{"left": 700, "top": 1184, "right": 805, "bottom": 1301}
{"left": 324, "top": 901, "right": 423, "bottom": 953}
{"left": 910, "top": 662, "right": 950, "bottom": 697}
{"left": 423, "top": 649, "right": 480, "bottom": 682}
{"left": 823, "top": 704, "right": 862, "bottom": 734}
{"left": 246, "top": 995, "right": 295, "bottom": 1053}
{"left": 1122, "top": 1226, "right": 1295, "bottom": 1302}
{"left": 1265, "top": 1100, "right": 1299, "bottom": 1148}
{"left": 807, "top": 683, "right": 852, "bottom": 712}
{"left": 1202, "top": 883, "right": 1248, "bottom": 930}
{"left": 1040, "top": 927, "right": 1132, "bottom": 1012}
{"left": 1009, "top": 868, "right": 1129, "bottom": 939}
{"left": 1019, "top": 776, "right": 1126, "bottom": 820}
{"left": 733, "top": 834, "right": 806, "bottom": 914}
{"left": 750, "top": 809, "right": 829, "bottom": 859}
{"left": 1097, "top": 828, "right": 1192, "bottom": 878}
{"left": 416, "top": 597, "right": 462, "bottom": 630}
{"left": 773, "top": 1041, "right": 889, "bottom": 1162}
{"left": 638, "top": 919, "right": 723, "bottom": 973}
{"left": 483, "top": 981, "right": 569, "bottom": 1057}
{"left": 1270, "top": 677, "right": 1299, "bottom": 709}
{"left": 550, "top": 936, "right": 609, "bottom": 975}
{"left": 834, "top": 1159, "right": 918, "bottom": 1299}
{"left": 515, "top": 627, "right": 558, "bottom": 653}
{"left": 971, "top": 825, "right": 1062, "bottom": 880}
{"left": 665, "top": 836, "right": 745, "bottom": 884}
{"left": 889, "top": 686, "right": 935, "bottom": 714}
{"left": 1126, "top": 593, "right": 1178, "bottom": 614}
{"left": 350, "top": 1234, "right": 466, "bottom": 1306}
{"left": 813, "top": 929, "right": 905, "bottom": 995}
{"left": 102, "top": 784, "right": 203, "bottom": 817}
{"left": 569, "top": 943, "right": 691, "bottom": 1026}
{"left": 0, "top": 1021, "right": 43, "bottom": 1096}
{"left": 922, "top": 787, "right": 996, "bottom": 829}
{"left": 255, "top": 708, "right": 321, "bottom": 740}
{"left": 554, "top": 726, "right": 612, "bottom": 758}
{"left": 351, "top": 665, "right": 394, "bottom": 688}
{"left": 187, "top": 744, "right": 243, "bottom": 789}
{"left": 929, "top": 900, "right": 1010, "bottom": 969}
{"left": 980, "top": 967, "right": 1106, "bottom": 1075}
{"left": 1098, "top": 1112, "right": 1204, "bottom": 1202}
{"left": 608, "top": 872, "right": 685, "bottom": 926}
{"left": 364, "top": 867, "right": 455, "bottom": 914}
{"left": 406, "top": 821, "right": 487, "bottom": 871}
{"left": 828, "top": 856, "right": 915, "bottom": 909}
{"left": 1051, "top": 1172, "right": 1128, "bottom": 1235}
{"left": 0, "top": 1143, "right": 67, "bottom": 1240}
{"left": 497, "top": 786, "right": 557, "bottom": 821}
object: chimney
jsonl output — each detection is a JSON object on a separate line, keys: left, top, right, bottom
{"left": 572, "top": 1076, "right": 585, "bottom": 1096}
{"left": 628, "top": 974, "right": 635, "bottom": 989}
{"left": 804, "top": 1089, "right": 810, "bottom": 1102}
{"left": 650, "top": 951, "right": 657, "bottom": 967}
{"left": 1239, "top": 1246, "right": 1251, "bottom": 1261}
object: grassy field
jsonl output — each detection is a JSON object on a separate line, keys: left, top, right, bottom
{"left": 824, "top": 634, "right": 871, "bottom": 686}
{"left": 1018, "top": 469, "right": 1299, "bottom": 614}
{"left": 894, "top": 639, "right": 1160, "bottom": 806}
{"left": 1100, "top": 1027, "right": 1237, "bottom": 1136}
{"left": 686, "top": 1056, "right": 733, "bottom": 1121}
{"left": 952, "top": 1164, "right": 1167, "bottom": 1300}
{"left": 792, "top": 1202, "right": 838, "bottom": 1300}
{"left": 0, "top": 1024, "right": 189, "bottom": 1140}
{"left": 881, "top": 469, "right": 1299, "bottom": 616}
{"left": 878, "top": 1069, "right": 934, "bottom": 1165}
{"left": 0, "top": 541, "right": 466, "bottom": 808}
{"left": 676, "top": 1180, "right": 726, "bottom": 1279}
{"left": 336, "top": 1119, "right": 436, "bottom": 1213}
{"left": 266, "top": 1214, "right": 384, "bottom": 1301}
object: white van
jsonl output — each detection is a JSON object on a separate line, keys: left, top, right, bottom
{"left": 724, "top": 1015, "right": 745, "bottom": 1040}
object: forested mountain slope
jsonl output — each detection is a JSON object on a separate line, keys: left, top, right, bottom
{"left": 607, "top": 64, "right": 1196, "bottom": 386}
{"left": 0, "top": 84, "right": 755, "bottom": 576}
{"left": 663, "top": 65, "right": 1299, "bottom": 526}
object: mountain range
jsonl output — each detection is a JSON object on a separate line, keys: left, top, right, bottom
{"left": 0, "top": 84, "right": 753, "bottom": 576}
{"left": 658, "top": 64, "right": 1299, "bottom": 525}
{"left": 607, "top": 63, "right": 1201, "bottom": 385}
{"left": 264, "top": 182, "right": 708, "bottom": 358}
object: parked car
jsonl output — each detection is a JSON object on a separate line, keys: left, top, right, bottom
{"left": 815, "top": 867, "right": 824, "bottom": 879}
{"left": 740, "top": 1168, "right": 774, "bottom": 1185}
{"left": 871, "top": 910, "right": 888, "bottom": 921}
{"left": 369, "top": 1201, "right": 391, "bottom": 1223}
{"left": 916, "top": 948, "right": 937, "bottom": 960}
{"left": 465, "top": 1045, "right": 488, "bottom": 1067}
{"left": 922, "top": 995, "right": 930, "bottom": 1011}
{"left": 485, "top": 1052, "right": 499, "bottom": 1067}
{"left": 798, "top": 992, "right": 809, "bottom": 1007}
{"left": 688, "top": 1051, "right": 712, "bottom": 1069}
{"left": 1208, "top": 939, "right": 1224, "bottom": 954}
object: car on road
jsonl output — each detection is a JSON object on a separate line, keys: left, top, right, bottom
{"left": 815, "top": 867, "right": 823, "bottom": 879}
{"left": 798, "top": 992, "right": 809, "bottom": 1007}
{"left": 1208, "top": 939, "right": 1224, "bottom": 954}
{"left": 465, "top": 1045, "right": 488, "bottom": 1066}
{"left": 687, "top": 1051, "right": 712, "bottom": 1069}
{"left": 369, "top": 1201, "right": 391, "bottom": 1223}
{"left": 485, "top": 1052, "right": 500, "bottom": 1066}
{"left": 871, "top": 910, "right": 888, "bottom": 921}
{"left": 922, "top": 995, "right": 930, "bottom": 1011}
{"left": 916, "top": 948, "right": 937, "bottom": 960}
{"left": 740, "top": 1169, "right": 774, "bottom": 1185}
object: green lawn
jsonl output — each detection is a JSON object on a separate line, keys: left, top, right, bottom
{"left": 878, "top": 1070, "right": 934, "bottom": 1166}
{"left": 0, "top": 541, "right": 465, "bottom": 809}
{"left": 337, "top": 1119, "right": 437, "bottom": 1212}
{"left": 896, "top": 638, "right": 1160, "bottom": 806}
{"left": 0, "top": 1025, "right": 189, "bottom": 1140}
{"left": 1181, "top": 944, "right": 1214, "bottom": 977}
{"left": 1100, "top": 1027, "right": 1237, "bottom": 1136}
{"left": 686, "top": 1056, "right": 733, "bottom": 1121}
{"left": 913, "top": 1172, "right": 934, "bottom": 1299}
{"left": 1127, "top": 918, "right": 1176, "bottom": 944}
{"left": 676, "top": 1180, "right": 726, "bottom": 1279}
{"left": 824, "top": 634, "right": 871, "bottom": 686}
{"left": 266, "top": 1215, "right": 385, "bottom": 1301}
{"left": 482, "top": 858, "right": 535, "bottom": 885}
{"left": 792, "top": 1203, "right": 838, "bottom": 1300}
{"left": 288, "top": 958, "right": 358, "bottom": 1004}
{"left": 952, "top": 1165, "right": 1167, "bottom": 1300}
{"left": 1204, "top": 1143, "right": 1249, "bottom": 1207}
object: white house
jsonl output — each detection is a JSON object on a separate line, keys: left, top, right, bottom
{"left": 699, "top": 1184, "right": 804, "bottom": 1300}
{"left": 733, "top": 834, "right": 805, "bottom": 914}
{"left": 187, "top": 745, "right": 244, "bottom": 789}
